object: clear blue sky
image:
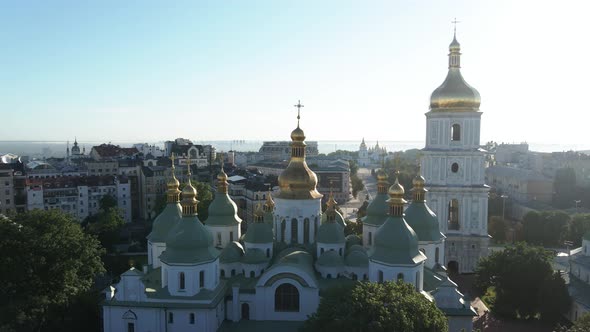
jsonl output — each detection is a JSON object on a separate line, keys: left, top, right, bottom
{"left": 1, "top": 1, "right": 589, "bottom": 147}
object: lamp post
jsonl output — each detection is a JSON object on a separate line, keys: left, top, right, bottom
{"left": 500, "top": 194, "right": 508, "bottom": 221}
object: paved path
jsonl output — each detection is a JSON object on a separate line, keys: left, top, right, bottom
{"left": 340, "top": 168, "right": 376, "bottom": 221}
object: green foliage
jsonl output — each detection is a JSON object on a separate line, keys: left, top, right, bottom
{"left": 153, "top": 180, "right": 214, "bottom": 220}
{"left": 475, "top": 242, "right": 569, "bottom": 322}
{"left": 344, "top": 220, "right": 362, "bottom": 236}
{"left": 522, "top": 211, "right": 570, "bottom": 247}
{"left": 99, "top": 194, "right": 118, "bottom": 210}
{"left": 480, "top": 286, "right": 496, "bottom": 310}
{"left": 349, "top": 159, "right": 359, "bottom": 176}
{"left": 302, "top": 281, "right": 448, "bottom": 332}
{"left": 351, "top": 174, "right": 364, "bottom": 198}
{"left": 567, "top": 213, "right": 590, "bottom": 246}
{"left": 0, "top": 210, "right": 105, "bottom": 332}
{"left": 488, "top": 216, "right": 507, "bottom": 243}
{"left": 86, "top": 207, "right": 125, "bottom": 253}
{"left": 562, "top": 312, "right": 590, "bottom": 332}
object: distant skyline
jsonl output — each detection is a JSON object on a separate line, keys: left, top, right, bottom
{"left": 2, "top": 1, "right": 590, "bottom": 148}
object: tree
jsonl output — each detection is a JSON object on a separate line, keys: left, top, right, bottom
{"left": 86, "top": 207, "right": 125, "bottom": 253}
{"left": 567, "top": 213, "right": 590, "bottom": 246}
{"left": 302, "top": 281, "right": 448, "bottom": 332}
{"left": 488, "top": 216, "right": 507, "bottom": 243}
{"left": 0, "top": 210, "right": 105, "bottom": 332}
{"left": 475, "top": 242, "right": 570, "bottom": 322}
{"left": 561, "top": 312, "right": 590, "bottom": 332}
{"left": 522, "top": 211, "right": 570, "bottom": 247}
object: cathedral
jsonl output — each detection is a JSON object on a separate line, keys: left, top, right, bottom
{"left": 102, "top": 33, "right": 481, "bottom": 332}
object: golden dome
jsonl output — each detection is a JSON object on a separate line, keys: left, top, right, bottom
{"left": 291, "top": 126, "right": 306, "bottom": 142}
{"left": 278, "top": 119, "right": 322, "bottom": 200}
{"left": 412, "top": 174, "right": 425, "bottom": 188}
{"left": 430, "top": 34, "right": 481, "bottom": 112}
{"left": 167, "top": 154, "right": 180, "bottom": 190}
{"left": 377, "top": 169, "right": 388, "bottom": 181}
{"left": 264, "top": 190, "right": 275, "bottom": 211}
{"left": 326, "top": 191, "right": 337, "bottom": 210}
{"left": 253, "top": 203, "right": 264, "bottom": 221}
{"left": 181, "top": 162, "right": 198, "bottom": 205}
{"left": 217, "top": 168, "right": 228, "bottom": 182}
{"left": 388, "top": 177, "right": 405, "bottom": 197}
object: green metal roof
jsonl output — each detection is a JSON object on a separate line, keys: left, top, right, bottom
{"left": 263, "top": 211, "right": 274, "bottom": 224}
{"left": 242, "top": 248, "right": 270, "bottom": 264}
{"left": 345, "top": 234, "right": 362, "bottom": 248}
{"left": 361, "top": 193, "right": 389, "bottom": 226}
{"left": 369, "top": 216, "right": 425, "bottom": 265}
{"left": 345, "top": 250, "right": 369, "bottom": 267}
{"left": 347, "top": 244, "right": 365, "bottom": 254}
{"left": 206, "top": 193, "right": 241, "bottom": 226}
{"left": 243, "top": 222, "right": 274, "bottom": 244}
{"left": 160, "top": 215, "right": 220, "bottom": 264}
{"left": 316, "top": 221, "right": 345, "bottom": 244}
{"left": 147, "top": 203, "right": 182, "bottom": 243}
{"left": 422, "top": 267, "right": 444, "bottom": 292}
{"left": 317, "top": 250, "right": 344, "bottom": 267}
{"left": 320, "top": 210, "right": 347, "bottom": 228}
{"left": 404, "top": 201, "right": 444, "bottom": 242}
{"left": 220, "top": 241, "right": 244, "bottom": 263}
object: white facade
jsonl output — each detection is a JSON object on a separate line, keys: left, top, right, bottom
{"left": 421, "top": 111, "right": 490, "bottom": 273}
{"left": 273, "top": 197, "right": 322, "bottom": 245}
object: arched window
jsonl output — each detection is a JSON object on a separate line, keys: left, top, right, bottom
{"left": 327, "top": 273, "right": 332, "bottom": 279}
{"left": 368, "top": 232, "right": 373, "bottom": 245}
{"left": 352, "top": 273, "right": 358, "bottom": 280}
{"left": 168, "top": 312, "right": 174, "bottom": 323}
{"left": 281, "top": 219, "right": 286, "bottom": 243}
{"left": 179, "top": 272, "right": 185, "bottom": 290}
{"left": 363, "top": 274, "right": 368, "bottom": 281}
{"left": 451, "top": 124, "right": 461, "bottom": 141}
{"left": 321, "top": 248, "right": 325, "bottom": 254}
{"left": 230, "top": 231, "right": 234, "bottom": 242}
{"left": 266, "top": 248, "right": 270, "bottom": 258}
{"left": 217, "top": 233, "right": 222, "bottom": 246}
{"left": 397, "top": 273, "right": 404, "bottom": 281}
{"left": 291, "top": 218, "right": 298, "bottom": 243}
{"left": 339, "top": 248, "right": 343, "bottom": 256}
{"left": 231, "top": 269, "right": 235, "bottom": 276}
{"left": 378, "top": 270, "right": 384, "bottom": 283}
{"left": 451, "top": 163, "right": 459, "bottom": 173}
{"left": 189, "top": 313, "right": 195, "bottom": 324}
{"left": 304, "top": 218, "right": 310, "bottom": 244}
{"left": 221, "top": 269, "right": 225, "bottom": 278}
{"left": 275, "top": 283, "right": 300, "bottom": 312}
{"left": 435, "top": 247, "right": 440, "bottom": 263}
{"left": 448, "top": 199, "right": 460, "bottom": 230}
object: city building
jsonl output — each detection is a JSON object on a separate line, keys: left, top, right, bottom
{"left": 0, "top": 164, "right": 16, "bottom": 214}
{"left": 258, "top": 141, "right": 318, "bottom": 161}
{"left": 103, "top": 97, "right": 475, "bottom": 331}
{"left": 358, "top": 138, "right": 369, "bottom": 167}
{"left": 25, "top": 175, "right": 131, "bottom": 222}
{"left": 133, "top": 143, "right": 165, "bottom": 158}
{"left": 420, "top": 32, "right": 489, "bottom": 273}
{"left": 485, "top": 166, "right": 554, "bottom": 203}
{"left": 89, "top": 144, "right": 139, "bottom": 161}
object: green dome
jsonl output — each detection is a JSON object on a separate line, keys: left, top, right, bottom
{"left": 206, "top": 193, "right": 241, "bottom": 226}
{"left": 317, "top": 250, "right": 344, "bottom": 267}
{"left": 345, "top": 250, "right": 369, "bottom": 267}
{"left": 362, "top": 193, "right": 389, "bottom": 226}
{"left": 242, "top": 248, "right": 269, "bottom": 264}
{"left": 243, "top": 223, "right": 274, "bottom": 244}
{"left": 347, "top": 244, "right": 365, "bottom": 254}
{"left": 160, "top": 215, "right": 220, "bottom": 264}
{"left": 321, "top": 210, "right": 346, "bottom": 228}
{"left": 345, "top": 234, "right": 362, "bottom": 249}
{"left": 369, "top": 216, "right": 424, "bottom": 265}
{"left": 404, "top": 202, "right": 444, "bottom": 242}
{"left": 147, "top": 203, "right": 182, "bottom": 243}
{"left": 317, "top": 222, "right": 345, "bottom": 244}
{"left": 220, "top": 241, "right": 244, "bottom": 263}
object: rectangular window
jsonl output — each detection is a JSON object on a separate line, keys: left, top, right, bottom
{"left": 190, "top": 313, "right": 195, "bottom": 324}
{"left": 127, "top": 322, "right": 135, "bottom": 332}
{"left": 199, "top": 271, "right": 205, "bottom": 288}
{"left": 6, "top": 199, "right": 10, "bottom": 205}
{"left": 229, "top": 231, "right": 234, "bottom": 242}
{"left": 168, "top": 312, "right": 173, "bottom": 323}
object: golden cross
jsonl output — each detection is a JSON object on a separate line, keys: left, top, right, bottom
{"left": 294, "top": 100, "right": 304, "bottom": 126}
{"left": 451, "top": 18, "right": 461, "bottom": 35}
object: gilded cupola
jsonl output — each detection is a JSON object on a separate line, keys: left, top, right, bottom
{"left": 429, "top": 32, "right": 481, "bottom": 112}
{"left": 277, "top": 101, "right": 323, "bottom": 200}
{"left": 181, "top": 161, "right": 199, "bottom": 216}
